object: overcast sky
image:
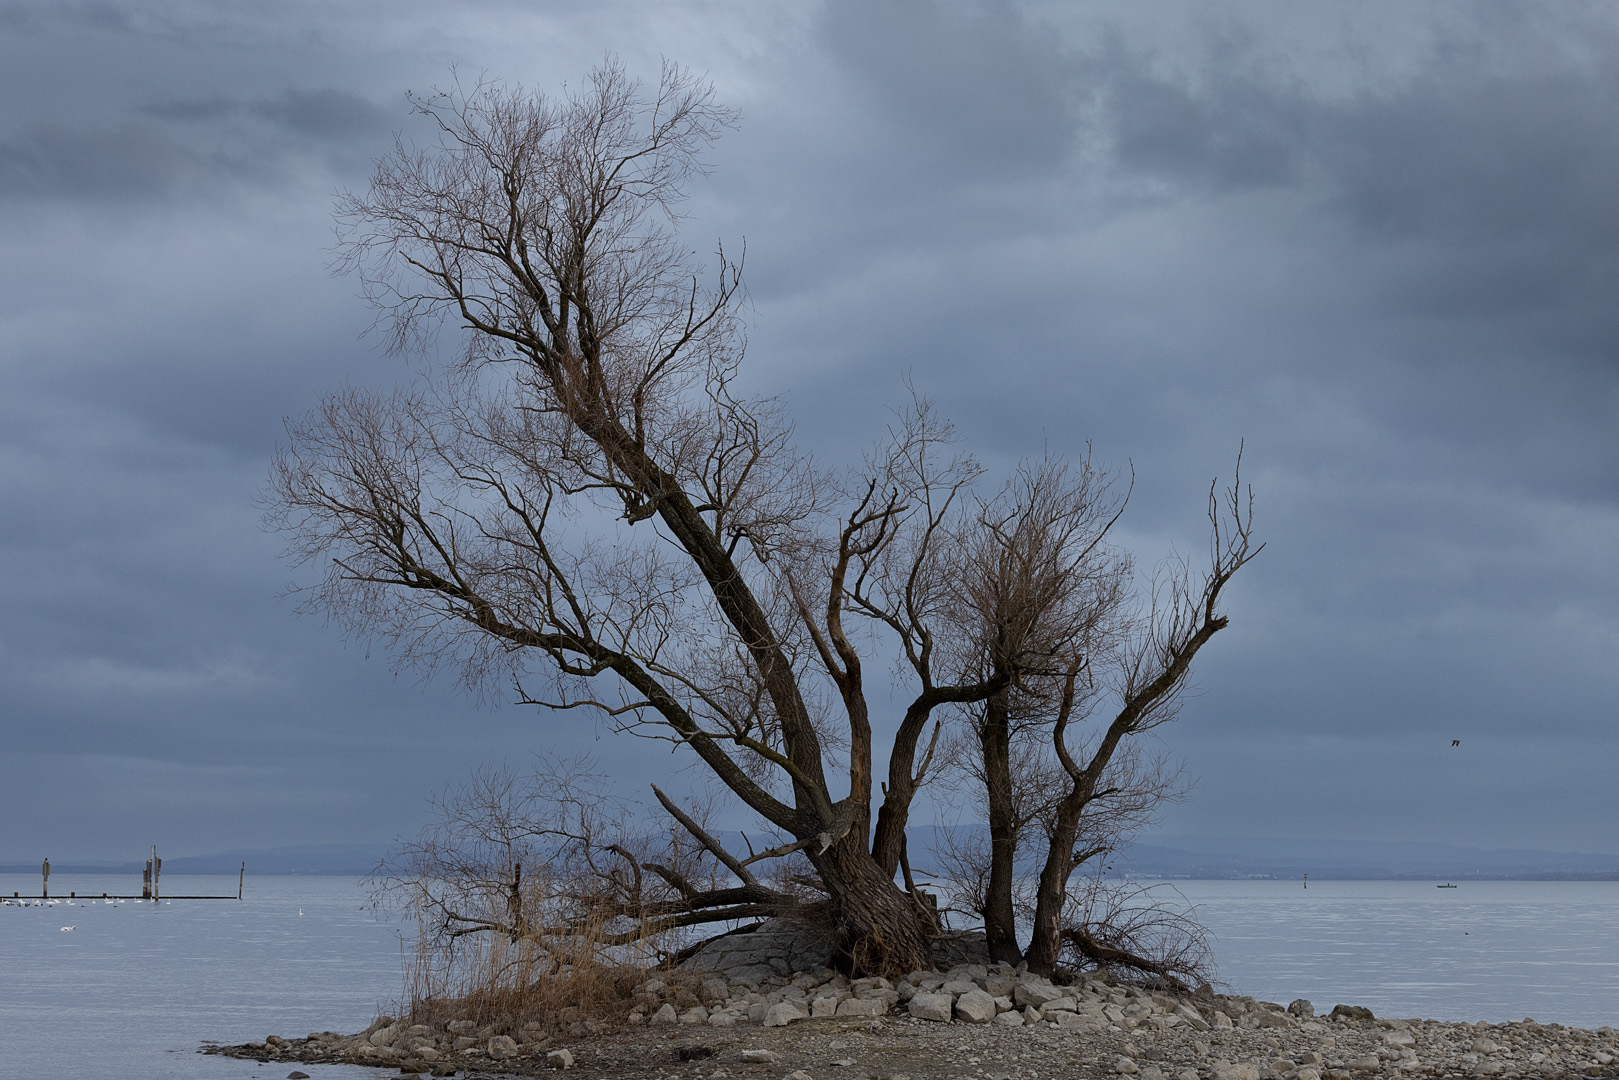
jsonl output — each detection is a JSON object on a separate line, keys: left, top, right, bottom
{"left": 3, "top": 1, "right": 1616, "bottom": 864}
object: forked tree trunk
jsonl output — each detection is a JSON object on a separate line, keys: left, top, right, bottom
{"left": 810, "top": 835, "right": 934, "bottom": 976}
{"left": 1022, "top": 793, "right": 1085, "bottom": 977}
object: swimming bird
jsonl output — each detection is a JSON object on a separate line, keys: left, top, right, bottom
{"left": 60, "top": 926, "right": 75, "bottom": 932}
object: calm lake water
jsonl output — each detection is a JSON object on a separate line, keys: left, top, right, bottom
{"left": 1175, "top": 879, "right": 1619, "bottom": 1029}
{"left": 2, "top": 876, "right": 1616, "bottom": 1078}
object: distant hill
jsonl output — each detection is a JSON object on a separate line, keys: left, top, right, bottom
{"left": 1112, "top": 834, "right": 1619, "bottom": 880}
{"left": 0, "top": 843, "right": 390, "bottom": 877}
{"left": 9, "top": 833, "right": 1617, "bottom": 881}
{"left": 895, "top": 828, "right": 1619, "bottom": 881}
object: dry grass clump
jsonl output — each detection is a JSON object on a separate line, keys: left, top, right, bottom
{"left": 401, "top": 932, "right": 636, "bottom": 1035}
{"left": 372, "top": 760, "right": 734, "bottom": 1036}
{"left": 394, "top": 884, "right": 689, "bottom": 1037}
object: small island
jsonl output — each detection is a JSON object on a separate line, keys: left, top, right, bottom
{"left": 211, "top": 922, "right": 1619, "bottom": 1080}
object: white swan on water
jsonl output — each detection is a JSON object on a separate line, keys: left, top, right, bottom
{"left": 60, "top": 926, "right": 76, "bottom": 932}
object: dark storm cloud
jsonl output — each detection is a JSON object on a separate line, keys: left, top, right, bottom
{"left": 818, "top": 0, "right": 1080, "bottom": 179}
{"left": 0, "top": 87, "right": 392, "bottom": 203}
{"left": 1085, "top": 15, "right": 1619, "bottom": 355}
{"left": 1, "top": 1, "right": 1616, "bottom": 862}
{"left": 143, "top": 88, "right": 392, "bottom": 141}
{"left": 0, "top": 122, "right": 206, "bottom": 200}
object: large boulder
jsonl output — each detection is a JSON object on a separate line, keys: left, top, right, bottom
{"left": 1014, "top": 982, "right": 1067, "bottom": 1008}
{"left": 762, "top": 1002, "right": 807, "bottom": 1028}
{"left": 679, "top": 920, "right": 833, "bottom": 982}
{"left": 908, "top": 992, "right": 955, "bottom": 1023}
{"left": 955, "top": 990, "right": 997, "bottom": 1024}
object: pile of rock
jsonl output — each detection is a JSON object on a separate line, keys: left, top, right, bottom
{"left": 208, "top": 932, "right": 1619, "bottom": 1080}
{"left": 206, "top": 1015, "right": 575, "bottom": 1076}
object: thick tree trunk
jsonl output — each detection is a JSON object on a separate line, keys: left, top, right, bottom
{"left": 1023, "top": 796, "right": 1082, "bottom": 977}
{"left": 810, "top": 836, "right": 934, "bottom": 976}
{"left": 978, "top": 693, "right": 1024, "bottom": 965}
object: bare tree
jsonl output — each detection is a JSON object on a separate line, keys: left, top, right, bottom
{"left": 267, "top": 60, "right": 1259, "bottom": 976}
{"left": 943, "top": 458, "right": 1258, "bottom": 978}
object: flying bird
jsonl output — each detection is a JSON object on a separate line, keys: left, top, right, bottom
{"left": 1451, "top": 740, "right": 1461, "bottom": 747}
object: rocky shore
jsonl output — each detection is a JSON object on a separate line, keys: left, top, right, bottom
{"left": 207, "top": 959, "right": 1619, "bottom": 1080}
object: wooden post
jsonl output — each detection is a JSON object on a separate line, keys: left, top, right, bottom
{"left": 41, "top": 856, "right": 49, "bottom": 900}
{"left": 238, "top": 862, "right": 245, "bottom": 900}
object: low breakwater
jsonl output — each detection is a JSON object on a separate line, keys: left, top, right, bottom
{"left": 209, "top": 959, "right": 1619, "bottom": 1080}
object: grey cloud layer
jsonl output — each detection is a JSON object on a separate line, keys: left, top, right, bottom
{"left": 1, "top": 0, "right": 1614, "bottom": 860}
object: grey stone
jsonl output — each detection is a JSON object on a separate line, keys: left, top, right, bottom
{"left": 452, "top": 1036, "right": 476, "bottom": 1050}
{"left": 955, "top": 990, "right": 996, "bottom": 1024}
{"left": 679, "top": 919, "right": 833, "bottom": 979}
{"left": 1346, "top": 1056, "right": 1382, "bottom": 1072}
{"left": 487, "top": 1035, "right": 519, "bottom": 1061}
{"left": 931, "top": 931, "right": 992, "bottom": 969}
{"left": 1330, "top": 1005, "right": 1375, "bottom": 1022}
{"left": 1288, "top": 999, "right": 1316, "bottom": 1018}
{"left": 1175, "top": 1004, "right": 1210, "bottom": 1031}
{"left": 1117, "top": 1057, "right": 1140, "bottom": 1075}
{"left": 1211, "top": 1011, "right": 1234, "bottom": 1029}
{"left": 908, "top": 992, "right": 954, "bottom": 1023}
{"left": 992, "top": 1010, "right": 1025, "bottom": 1028}
{"left": 1013, "top": 982, "right": 1066, "bottom": 1008}
{"left": 1056, "top": 1010, "right": 1102, "bottom": 1031}
{"left": 836, "top": 997, "right": 887, "bottom": 1018}
{"left": 650, "top": 1003, "right": 678, "bottom": 1025}
{"left": 984, "top": 974, "right": 1018, "bottom": 997}
{"left": 1213, "top": 1064, "right": 1260, "bottom": 1080}
{"left": 762, "top": 1001, "right": 806, "bottom": 1027}
{"left": 811, "top": 995, "right": 841, "bottom": 1018}
{"left": 546, "top": 1048, "right": 575, "bottom": 1069}
{"left": 446, "top": 1019, "right": 476, "bottom": 1034}
{"left": 739, "top": 1049, "right": 778, "bottom": 1064}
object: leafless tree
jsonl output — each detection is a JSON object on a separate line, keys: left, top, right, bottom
{"left": 267, "top": 60, "right": 1259, "bottom": 976}
{"left": 941, "top": 458, "right": 1259, "bottom": 978}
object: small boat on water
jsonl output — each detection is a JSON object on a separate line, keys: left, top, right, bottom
{"left": 1437, "top": 883, "right": 1458, "bottom": 888}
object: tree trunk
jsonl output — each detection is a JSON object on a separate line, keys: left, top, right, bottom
{"left": 1023, "top": 793, "right": 1083, "bottom": 977}
{"left": 978, "top": 692, "right": 1024, "bottom": 965}
{"left": 810, "top": 835, "right": 934, "bottom": 976}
